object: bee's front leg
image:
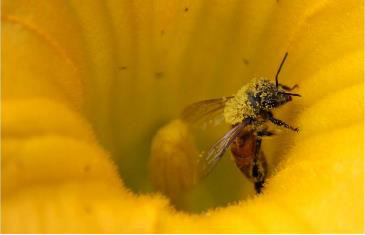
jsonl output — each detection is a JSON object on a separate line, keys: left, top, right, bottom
{"left": 265, "top": 112, "right": 299, "bottom": 132}
{"left": 256, "top": 130, "right": 275, "bottom": 137}
{"left": 255, "top": 123, "right": 275, "bottom": 138}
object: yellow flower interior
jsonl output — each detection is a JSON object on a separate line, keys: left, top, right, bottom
{"left": 2, "top": 0, "right": 364, "bottom": 233}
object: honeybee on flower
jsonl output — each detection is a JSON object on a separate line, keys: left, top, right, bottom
{"left": 182, "top": 53, "right": 301, "bottom": 193}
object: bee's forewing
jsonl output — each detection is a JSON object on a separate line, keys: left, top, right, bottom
{"left": 199, "top": 121, "right": 246, "bottom": 178}
{"left": 181, "top": 97, "right": 233, "bottom": 129}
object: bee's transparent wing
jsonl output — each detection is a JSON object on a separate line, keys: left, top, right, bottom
{"left": 181, "top": 97, "right": 233, "bottom": 129}
{"left": 199, "top": 121, "right": 246, "bottom": 178}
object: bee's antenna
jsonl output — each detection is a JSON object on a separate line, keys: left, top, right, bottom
{"left": 275, "top": 52, "right": 288, "bottom": 88}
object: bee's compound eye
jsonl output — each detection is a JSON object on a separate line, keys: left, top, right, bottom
{"left": 262, "top": 98, "right": 276, "bottom": 109}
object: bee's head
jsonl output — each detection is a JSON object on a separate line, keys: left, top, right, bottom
{"left": 248, "top": 80, "right": 300, "bottom": 112}
{"left": 247, "top": 53, "right": 301, "bottom": 113}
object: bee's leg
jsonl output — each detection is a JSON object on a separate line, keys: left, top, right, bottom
{"left": 255, "top": 181, "right": 264, "bottom": 194}
{"left": 266, "top": 112, "right": 299, "bottom": 132}
{"left": 252, "top": 138, "right": 267, "bottom": 194}
{"left": 279, "top": 84, "right": 299, "bottom": 91}
{"left": 256, "top": 130, "right": 275, "bottom": 137}
{"left": 254, "top": 138, "right": 262, "bottom": 159}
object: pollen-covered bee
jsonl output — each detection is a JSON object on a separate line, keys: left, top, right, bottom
{"left": 181, "top": 53, "right": 300, "bottom": 193}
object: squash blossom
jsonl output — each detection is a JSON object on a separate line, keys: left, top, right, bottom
{"left": 2, "top": 0, "right": 364, "bottom": 233}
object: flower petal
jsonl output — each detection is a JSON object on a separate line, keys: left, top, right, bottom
{"left": 2, "top": 0, "right": 364, "bottom": 233}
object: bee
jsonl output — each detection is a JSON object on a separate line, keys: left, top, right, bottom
{"left": 181, "top": 53, "right": 300, "bottom": 193}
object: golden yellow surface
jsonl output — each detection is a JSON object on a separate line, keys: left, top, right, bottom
{"left": 224, "top": 82, "right": 253, "bottom": 125}
{"left": 2, "top": 0, "right": 364, "bottom": 233}
{"left": 149, "top": 119, "right": 199, "bottom": 200}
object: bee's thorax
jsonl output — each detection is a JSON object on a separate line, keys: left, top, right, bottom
{"left": 224, "top": 78, "right": 294, "bottom": 125}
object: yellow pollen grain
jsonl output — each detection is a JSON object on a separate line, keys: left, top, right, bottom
{"left": 223, "top": 79, "right": 262, "bottom": 125}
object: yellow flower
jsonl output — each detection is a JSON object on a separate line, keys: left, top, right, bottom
{"left": 2, "top": 0, "right": 363, "bottom": 233}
